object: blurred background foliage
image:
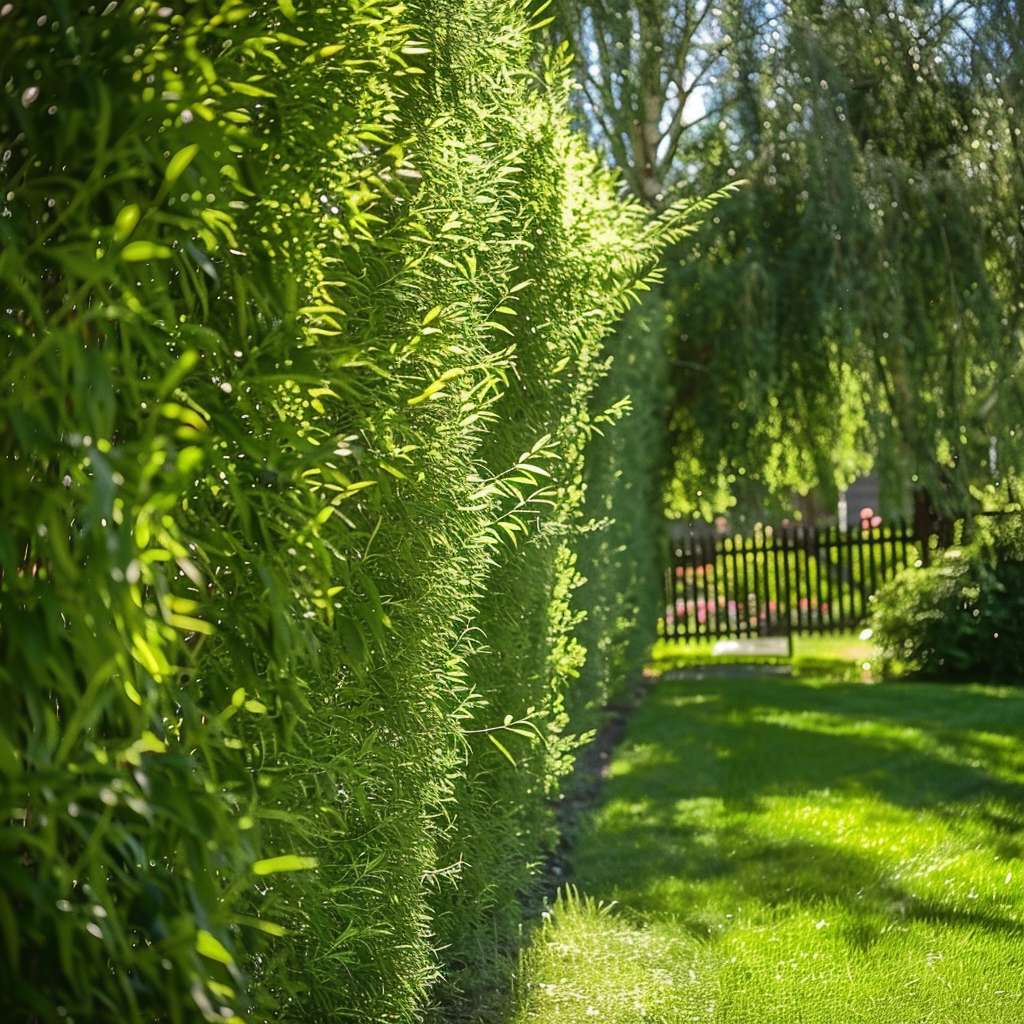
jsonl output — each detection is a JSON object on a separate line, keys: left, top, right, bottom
{"left": 549, "top": 0, "right": 1024, "bottom": 526}
{"left": 0, "top": 1, "right": 710, "bottom": 1021}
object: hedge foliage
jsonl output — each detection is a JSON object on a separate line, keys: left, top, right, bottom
{"left": 870, "top": 516, "right": 1024, "bottom": 683}
{"left": 574, "top": 294, "right": 677, "bottom": 720}
{"left": 0, "top": 2, "right": 710, "bottom": 1022}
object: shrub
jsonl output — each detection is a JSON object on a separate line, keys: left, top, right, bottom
{"left": 0, "top": 3, "right": 355, "bottom": 1020}
{"left": 408, "top": 9, "right": 715, "bottom": 1015}
{"left": 572, "top": 293, "right": 676, "bottom": 724}
{"left": 870, "top": 516, "right": 1024, "bottom": 682}
{"left": 1, "top": 2, "right": 713, "bottom": 1022}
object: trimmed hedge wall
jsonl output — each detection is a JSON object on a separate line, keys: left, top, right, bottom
{"left": 574, "top": 293, "right": 678, "bottom": 720}
{"left": 0, "top": 2, "right": 709, "bottom": 1021}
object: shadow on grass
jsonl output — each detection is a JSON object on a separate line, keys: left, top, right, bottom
{"left": 617, "top": 677, "right": 1024, "bottom": 809}
{"left": 571, "top": 674, "right": 1024, "bottom": 943}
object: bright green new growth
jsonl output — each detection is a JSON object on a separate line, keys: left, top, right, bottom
{"left": 0, "top": 1, "right": 714, "bottom": 1022}
{"left": 514, "top": 672, "right": 1024, "bottom": 1023}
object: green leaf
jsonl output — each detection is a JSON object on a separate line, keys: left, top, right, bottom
{"left": 196, "top": 930, "right": 234, "bottom": 965}
{"left": 487, "top": 733, "right": 517, "bottom": 767}
{"left": 341, "top": 480, "right": 377, "bottom": 495}
{"left": 483, "top": 320, "right": 515, "bottom": 336}
{"left": 112, "top": 204, "right": 141, "bottom": 242}
{"left": 233, "top": 914, "right": 288, "bottom": 937}
{"left": 185, "top": 242, "right": 219, "bottom": 283}
{"left": 165, "top": 144, "right": 200, "bottom": 185}
{"left": 121, "top": 241, "right": 173, "bottom": 261}
{"left": 252, "top": 855, "right": 319, "bottom": 875}
{"left": 407, "top": 367, "right": 465, "bottom": 405}
{"left": 227, "top": 80, "right": 277, "bottom": 98}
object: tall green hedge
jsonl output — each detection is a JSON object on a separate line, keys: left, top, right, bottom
{"left": 574, "top": 293, "right": 677, "bottom": 718}
{"left": 0, "top": 2, "right": 707, "bottom": 1021}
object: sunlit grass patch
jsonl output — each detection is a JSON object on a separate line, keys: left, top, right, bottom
{"left": 513, "top": 890, "right": 709, "bottom": 1022}
{"left": 516, "top": 896, "right": 1023, "bottom": 1023}
{"left": 649, "top": 631, "right": 878, "bottom": 681}
{"left": 512, "top": 674, "right": 1024, "bottom": 1022}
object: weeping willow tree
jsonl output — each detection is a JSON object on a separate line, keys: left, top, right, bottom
{"left": 551, "top": 0, "right": 1024, "bottom": 524}
{"left": 549, "top": 0, "right": 732, "bottom": 206}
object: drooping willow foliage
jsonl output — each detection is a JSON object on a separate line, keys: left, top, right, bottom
{"left": 0, "top": 1, "right": 712, "bottom": 1022}
{"left": 551, "top": 0, "right": 1024, "bottom": 524}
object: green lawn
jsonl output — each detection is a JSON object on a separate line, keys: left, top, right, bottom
{"left": 649, "top": 632, "right": 878, "bottom": 680}
{"left": 512, "top": 673, "right": 1024, "bottom": 1022}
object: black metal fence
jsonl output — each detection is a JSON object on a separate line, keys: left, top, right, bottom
{"left": 661, "top": 520, "right": 922, "bottom": 642}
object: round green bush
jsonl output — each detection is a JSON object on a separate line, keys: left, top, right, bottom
{"left": 870, "top": 516, "right": 1024, "bottom": 682}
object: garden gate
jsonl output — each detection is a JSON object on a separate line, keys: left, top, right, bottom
{"left": 661, "top": 520, "right": 922, "bottom": 642}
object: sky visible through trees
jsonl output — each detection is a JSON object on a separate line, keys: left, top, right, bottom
{"left": 551, "top": 0, "right": 1024, "bottom": 525}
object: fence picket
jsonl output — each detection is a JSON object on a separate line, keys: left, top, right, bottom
{"left": 802, "top": 526, "right": 813, "bottom": 630}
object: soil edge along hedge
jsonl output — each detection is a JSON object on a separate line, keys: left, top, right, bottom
{"left": 0, "top": 2, "right": 714, "bottom": 1021}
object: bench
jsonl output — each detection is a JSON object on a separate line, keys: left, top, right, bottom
{"left": 712, "top": 636, "right": 791, "bottom": 657}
